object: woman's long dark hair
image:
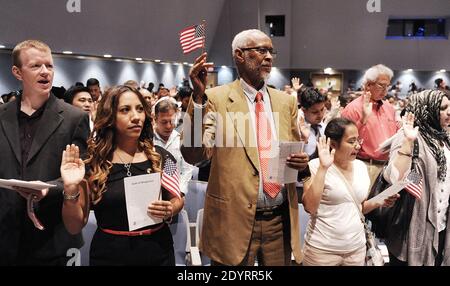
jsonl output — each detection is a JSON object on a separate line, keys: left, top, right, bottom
{"left": 85, "top": 85, "right": 161, "bottom": 203}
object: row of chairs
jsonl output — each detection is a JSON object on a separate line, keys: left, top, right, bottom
{"left": 76, "top": 165, "right": 389, "bottom": 266}
{"left": 79, "top": 178, "right": 309, "bottom": 266}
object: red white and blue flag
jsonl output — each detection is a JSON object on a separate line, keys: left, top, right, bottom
{"left": 179, "top": 23, "right": 205, "bottom": 54}
{"left": 161, "top": 157, "right": 181, "bottom": 199}
{"left": 405, "top": 170, "right": 423, "bottom": 200}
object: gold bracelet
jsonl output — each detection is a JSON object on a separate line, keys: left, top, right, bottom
{"left": 397, "top": 150, "right": 412, "bottom": 157}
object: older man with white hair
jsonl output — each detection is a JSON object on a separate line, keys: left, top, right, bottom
{"left": 342, "top": 64, "right": 399, "bottom": 187}
{"left": 181, "top": 29, "right": 308, "bottom": 266}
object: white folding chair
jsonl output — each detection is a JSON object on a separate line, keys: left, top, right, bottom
{"left": 170, "top": 209, "right": 201, "bottom": 266}
{"left": 80, "top": 210, "right": 97, "bottom": 266}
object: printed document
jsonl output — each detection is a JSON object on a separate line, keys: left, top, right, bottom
{"left": 366, "top": 180, "right": 409, "bottom": 206}
{"left": 124, "top": 173, "right": 163, "bottom": 231}
{"left": 267, "top": 141, "right": 305, "bottom": 184}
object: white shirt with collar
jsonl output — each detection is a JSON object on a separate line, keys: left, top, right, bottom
{"left": 239, "top": 79, "right": 286, "bottom": 209}
{"left": 154, "top": 129, "right": 194, "bottom": 195}
{"left": 240, "top": 78, "right": 278, "bottom": 144}
{"left": 297, "top": 109, "right": 326, "bottom": 157}
{"left": 192, "top": 79, "right": 287, "bottom": 208}
{"left": 89, "top": 114, "right": 94, "bottom": 132}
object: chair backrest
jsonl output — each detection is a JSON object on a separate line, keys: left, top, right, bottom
{"left": 80, "top": 210, "right": 97, "bottom": 266}
{"left": 169, "top": 209, "right": 191, "bottom": 266}
{"left": 298, "top": 204, "right": 310, "bottom": 247}
{"left": 195, "top": 209, "right": 203, "bottom": 247}
{"left": 185, "top": 180, "right": 208, "bottom": 223}
{"left": 195, "top": 208, "right": 211, "bottom": 265}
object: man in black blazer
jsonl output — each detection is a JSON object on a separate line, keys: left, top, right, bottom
{"left": 0, "top": 40, "right": 90, "bottom": 265}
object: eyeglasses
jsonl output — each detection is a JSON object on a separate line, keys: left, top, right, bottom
{"left": 374, "top": 82, "right": 392, "bottom": 91}
{"left": 348, "top": 138, "right": 364, "bottom": 147}
{"left": 240, "top": 47, "right": 277, "bottom": 58}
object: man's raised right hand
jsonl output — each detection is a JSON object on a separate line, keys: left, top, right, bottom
{"left": 189, "top": 52, "right": 214, "bottom": 104}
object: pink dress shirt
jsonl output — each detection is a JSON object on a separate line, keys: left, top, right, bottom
{"left": 341, "top": 96, "right": 398, "bottom": 161}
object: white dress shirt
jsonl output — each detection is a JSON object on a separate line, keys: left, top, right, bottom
{"left": 239, "top": 79, "right": 286, "bottom": 209}
{"left": 154, "top": 130, "right": 194, "bottom": 195}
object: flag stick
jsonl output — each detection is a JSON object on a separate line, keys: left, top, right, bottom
{"left": 201, "top": 19, "right": 206, "bottom": 55}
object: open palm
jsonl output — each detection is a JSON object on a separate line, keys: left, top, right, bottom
{"left": 60, "top": 144, "right": 85, "bottom": 186}
{"left": 402, "top": 112, "right": 419, "bottom": 142}
{"left": 298, "top": 116, "right": 310, "bottom": 141}
{"left": 317, "top": 136, "right": 335, "bottom": 168}
{"left": 291, "top": 77, "right": 302, "bottom": 91}
{"left": 362, "top": 91, "right": 373, "bottom": 120}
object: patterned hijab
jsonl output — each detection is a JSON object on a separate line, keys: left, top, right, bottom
{"left": 405, "top": 90, "right": 450, "bottom": 182}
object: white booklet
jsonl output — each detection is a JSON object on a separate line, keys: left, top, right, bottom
{"left": 267, "top": 141, "right": 305, "bottom": 184}
{"left": 124, "top": 173, "right": 163, "bottom": 231}
{"left": 366, "top": 180, "right": 410, "bottom": 206}
{"left": 0, "top": 179, "right": 56, "bottom": 191}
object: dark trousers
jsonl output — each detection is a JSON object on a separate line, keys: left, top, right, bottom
{"left": 90, "top": 224, "right": 175, "bottom": 266}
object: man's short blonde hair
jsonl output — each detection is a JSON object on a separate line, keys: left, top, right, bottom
{"left": 12, "top": 40, "right": 51, "bottom": 67}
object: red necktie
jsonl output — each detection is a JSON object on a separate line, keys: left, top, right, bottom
{"left": 255, "top": 92, "right": 281, "bottom": 198}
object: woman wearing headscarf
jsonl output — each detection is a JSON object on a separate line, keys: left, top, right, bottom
{"left": 383, "top": 89, "right": 450, "bottom": 265}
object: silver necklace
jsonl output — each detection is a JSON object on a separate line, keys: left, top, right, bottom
{"left": 116, "top": 151, "right": 133, "bottom": 177}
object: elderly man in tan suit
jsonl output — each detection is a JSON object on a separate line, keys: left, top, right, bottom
{"left": 181, "top": 29, "right": 309, "bottom": 266}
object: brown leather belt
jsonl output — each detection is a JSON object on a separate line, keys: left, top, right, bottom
{"left": 255, "top": 201, "right": 287, "bottom": 219}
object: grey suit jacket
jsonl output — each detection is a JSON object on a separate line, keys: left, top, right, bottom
{"left": 0, "top": 94, "right": 90, "bottom": 265}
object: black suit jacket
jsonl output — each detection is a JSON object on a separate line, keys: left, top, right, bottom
{"left": 0, "top": 94, "right": 90, "bottom": 265}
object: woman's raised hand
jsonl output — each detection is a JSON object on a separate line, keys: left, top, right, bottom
{"left": 60, "top": 144, "right": 85, "bottom": 186}
{"left": 317, "top": 136, "right": 335, "bottom": 169}
{"left": 402, "top": 112, "right": 419, "bottom": 142}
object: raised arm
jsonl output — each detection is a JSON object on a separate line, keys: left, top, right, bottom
{"left": 391, "top": 112, "right": 418, "bottom": 180}
{"left": 181, "top": 52, "right": 215, "bottom": 165}
{"left": 302, "top": 137, "right": 335, "bottom": 215}
{"left": 61, "top": 144, "right": 90, "bottom": 235}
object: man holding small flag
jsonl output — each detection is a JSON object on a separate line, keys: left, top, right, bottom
{"left": 181, "top": 29, "right": 309, "bottom": 266}
{"left": 179, "top": 22, "right": 206, "bottom": 54}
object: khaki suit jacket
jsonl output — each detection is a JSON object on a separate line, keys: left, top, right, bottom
{"left": 181, "top": 80, "right": 303, "bottom": 265}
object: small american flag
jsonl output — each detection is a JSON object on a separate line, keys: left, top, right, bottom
{"left": 179, "top": 23, "right": 205, "bottom": 54}
{"left": 405, "top": 170, "right": 423, "bottom": 200}
{"left": 161, "top": 156, "right": 181, "bottom": 199}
